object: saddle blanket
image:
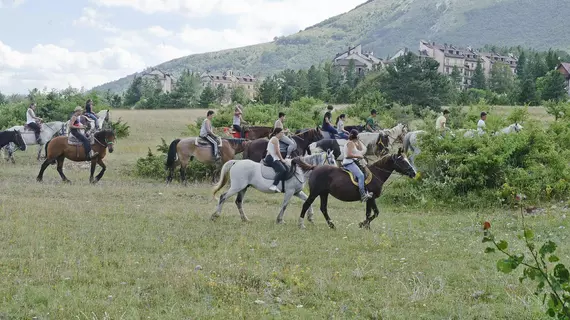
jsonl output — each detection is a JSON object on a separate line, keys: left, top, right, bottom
{"left": 342, "top": 166, "right": 373, "bottom": 186}
{"left": 260, "top": 160, "right": 293, "bottom": 180}
{"left": 196, "top": 137, "right": 222, "bottom": 147}
{"left": 68, "top": 134, "right": 94, "bottom": 146}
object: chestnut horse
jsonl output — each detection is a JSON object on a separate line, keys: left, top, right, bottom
{"left": 243, "top": 128, "right": 324, "bottom": 162}
{"left": 298, "top": 148, "right": 417, "bottom": 229}
{"left": 37, "top": 130, "right": 116, "bottom": 183}
{"left": 165, "top": 138, "right": 248, "bottom": 184}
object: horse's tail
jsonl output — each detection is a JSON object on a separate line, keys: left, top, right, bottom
{"left": 403, "top": 132, "right": 410, "bottom": 153}
{"left": 44, "top": 139, "right": 56, "bottom": 165}
{"left": 165, "top": 139, "right": 181, "bottom": 168}
{"left": 212, "top": 160, "right": 238, "bottom": 199}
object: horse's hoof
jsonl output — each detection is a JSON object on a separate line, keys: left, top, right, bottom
{"left": 276, "top": 219, "right": 285, "bottom": 225}
{"left": 210, "top": 214, "right": 219, "bottom": 221}
{"left": 327, "top": 221, "right": 335, "bottom": 229}
{"left": 299, "top": 223, "right": 306, "bottom": 229}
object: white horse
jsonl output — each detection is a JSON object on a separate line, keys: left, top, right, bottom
{"left": 3, "top": 121, "right": 67, "bottom": 162}
{"left": 212, "top": 151, "right": 337, "bottom": 224}
{"left": 403, "top": 130, "right": 426, "bottom": 167}
{"left": 494, "top": 123, "right": 523, "bottom": 135}
{"left": 357, "top": 123, "right": 408, "bottom": 155}
{"left": 65, "top": 110, "right": 110, "bottom": 135}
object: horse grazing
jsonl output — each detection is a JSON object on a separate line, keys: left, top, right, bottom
{"left": 223, "top": 125, "right": 272, "bottom": 140}
{"left": 36, "top": 130, "right": 116, "bottom": 183}
{"left": 212, "top": 151, "right": 337, "bottom": 224}
{"left": 298, "top": 149, "right": 417, "bottom": 229}
{"left": 4, "top": 121, "right": 67, "bottom": 162}
{"left": 0, "top": 130, "right": 27, "bottom": 155}
{"left": 243, "top": 128, "right": 324, "bottom": 162}
{"left": 165, "top": 137, "right": 248, "bottom": 184}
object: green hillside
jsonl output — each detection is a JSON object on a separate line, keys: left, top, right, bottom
{"left": 93, "top": 0, "right": 570, "bottom": 93}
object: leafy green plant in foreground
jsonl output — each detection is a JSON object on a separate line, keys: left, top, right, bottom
{"left": 483, "top": 203, "right": 570, "bottom": 319}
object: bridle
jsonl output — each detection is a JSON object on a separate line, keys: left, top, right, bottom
{"left": 94, "top": 135, "right": 114, "bottom": 149}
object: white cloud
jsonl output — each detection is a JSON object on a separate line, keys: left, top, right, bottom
{"left": 73, "top": 7, "right": 118, "bottom": 32}
{"left": 92, "top": 0, "right": 253, "bottom": 16}
{"left": 0, "top": 0, "right": 26, "bottom": 8}
{"left": 0, "top": 40, "right": 146, "bottom": 93}
{"left": 147, "top": 25, "right": 173, "bottom": 37}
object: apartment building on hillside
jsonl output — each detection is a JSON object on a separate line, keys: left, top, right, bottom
{"left": 419, "top": 40, "right": 518, "bottom": 87}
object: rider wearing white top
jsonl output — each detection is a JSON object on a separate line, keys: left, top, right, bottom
{"left": 232, "top": 105, "right": 245, "bottom": 138}
{"left": 477, "top": 111, "right": 487, "bottom": 134}
{"left": 436, "top": 109, "right": 450, "bottom": 136}
{"left": 342, "top": 129, "right": 372, "bottom": 202}
{"left": 200, "top": 110, "right": 220, "bottom": 161}
{"left": 26, "top": 103, "right": 42, "bottom": 143}
{"left": 266, "top": 128, "right": 287, "bottom": 193}
{"left": 274, "top": 112, "right": 297, "bottom": 158}
{"left": 335, "top": 114, "right": 349, "bottom": 139}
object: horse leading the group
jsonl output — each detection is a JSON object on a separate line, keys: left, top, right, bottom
{"left": 36, "top": 130, "right": 116, "bottom": 183}
{"left": 3, "top": 121, "right": 67, "bottom": 162}
{"left": 212, "top": 151, "right": 337, "bottom": 224}
{"left": 298, "top": 149, "right": 417, "bottom": 229}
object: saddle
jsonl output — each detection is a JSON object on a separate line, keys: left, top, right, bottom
{"left": 68, "top": 133, "right": 94, "bottom": 146}
{"left": 342, "top": 165, "right": 373, "bottom": 186}
{"left": 195, "top": 136, "right": 222, "bottom": 147}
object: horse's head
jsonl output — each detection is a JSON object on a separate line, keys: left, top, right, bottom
{"left": 391, "top": 148, "right": 416, "bottom": 178}
{"left": 95, "top": 130, "right": 116, "bottom": 153}
{"left": 104, "top": 110, "right": 110, "bottom": 122}
{"left": 514, "top": 123, "right": 523, "bottom": 132}
{"left": 325, "top": 149, "right": 338, "bottom": 167}
{"left": 399, "top": 123, "right": 409, "bottom": 140}
{"left": 13, "top": 130, "right": 26, "bottom": 151}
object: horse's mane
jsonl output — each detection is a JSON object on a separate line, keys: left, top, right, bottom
{"left": 292, "top": 157, "right": 315, "bottom": 172}
{"left": 370, "top": 154, "right": 393, "bottom": 169}
{"left": 94, "top": 130, "right": 114, "bottom": 140}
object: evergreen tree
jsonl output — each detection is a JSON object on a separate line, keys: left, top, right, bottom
{"left": 257, "top": 76, "right": 279, "bottom": 104}
{"left": 515, "top": 51, "right": 526, "bottom": 79}
{"left": 170, "top": 70, "right": 201, "bottom": 108}
{"left": 471, "top": 60, "right": 486, "bottom": 89}
{"left": 307, "top": 65, "right": 326, "bottom": 99}
{"left": 450, "top": 66, "right": 463, "bottom": 89}
{"left": 230, "top": 86, "right": 248, "bottom": 105}
{"left": 489, "top": 63, "right": 514, "bottom": 94}
{"left": 199, "top": 85, "right": 216, "bottom": 107}
{"left": 537, "top": 70, "right": 568, "bottom": 102}
{"left": 295, "top": 69, "right": 309, "bottom": 98}
{"left": 215, "top": 84, "right": 227, "bottom": 104}
{"left": 124, "top": 76, "right": 144, "bottom": 106}
{"left": 545, "top": 49, "right": 560, "bottom": 71}
{"left": 0, "top": 91, "right": 6, "bottom": 105}
{"left": 345, "top": 59, "right": 357, "bottom": 89}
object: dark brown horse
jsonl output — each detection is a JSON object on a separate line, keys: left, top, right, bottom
{"left": 223, "top": 126, "right": 273, "bottom": 140}
{"left": 166, "top": 138, "right": 249, "bottom": 184}
{"left": 298, "top": 148, "right": 417, "bottom": 229}
{"left": 37, "top": 130, "right": 116, "bottom": 183}
{"left": 243, "top": 128, "right": 324, "bottom": 162}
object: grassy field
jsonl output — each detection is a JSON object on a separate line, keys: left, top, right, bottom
{"left": 1, "top": 108, "right": 568, "bottom": 319}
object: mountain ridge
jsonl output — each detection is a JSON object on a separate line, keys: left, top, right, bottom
{"left": 93, "top": 0, "right": 570, "bottom": 93}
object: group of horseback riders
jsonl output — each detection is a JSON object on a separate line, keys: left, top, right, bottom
{"left": 199, "top": 105, "right": 384, "bottom": 202}
{"left": 24, "top": 99, "right": 101, "bottom": 161}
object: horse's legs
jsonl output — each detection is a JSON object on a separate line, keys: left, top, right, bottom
{"left": 298, "top": 193, "right": 318, "bottom": 229}
{"left": 36, "top": 144, "right": 43, "bottom": 161}
{"left": 235, "top": 187, "right": 250, "bottom": 222}
{"left": 368, "top": 199, "right": 381, "bottom": 226}
{"left": 56, "top": 156, "right": 70, "bottom": 183}
{"left": 180, "top": 158, "right": 189, "bottom": 186}
{"left": 359, "top": 200, "right": 373, "bottom": 229}
{"left": 94, "top": 158, "right": 106, "bottom": 183}
{"left": 211, "top": 187, "right": 241, "bottom": 221}
{"left": 36, "top": 159, "right": 52, "bottom": 182}
{"left": 319, "top": 193, "right": 335, "bottom": 229}
{"left": 276, "top": 190, "right": 295, "bottom": 224}
{"left": 7, "top": 145, "right": 15, "bottom": 164}
{"left": 294, "top": 191, "right": 315, "bottom": 223}
{"left": 89, "top": 158, "right": 97, "bottom": 183}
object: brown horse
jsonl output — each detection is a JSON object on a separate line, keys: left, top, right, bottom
{"left": 298, "top": 148, "right": 417, "bottom": 229}
{"left": 223, "top": 126, "right": 273, "bottom": 140}
{"left": 37, "top": 130, "right": 116, "bottom": 183}
{"left": 165, "top": 137, "right": 248, "bottom": 184}
{"left": 243, "top": 128, "right": 324, "bottom": 162}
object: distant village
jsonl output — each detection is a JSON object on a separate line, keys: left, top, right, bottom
{"left": 140, "top": 40, "right": 570, "bottom": 97}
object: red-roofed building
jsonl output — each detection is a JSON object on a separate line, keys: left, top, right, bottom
{"left": 557, "top": 63, "right": 570, "bottom": 95}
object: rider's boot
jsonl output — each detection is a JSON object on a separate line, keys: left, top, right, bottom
{"left": 88, "top": 150, "right": 99, "bottom": 160}
{"left": 360, "top": 189, "right": 371, "bottom": 202}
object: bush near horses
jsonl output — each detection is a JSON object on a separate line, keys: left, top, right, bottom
{"left": 388, "top": 123, "right": 570, "bottom": 207}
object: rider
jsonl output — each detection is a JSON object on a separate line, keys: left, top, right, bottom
{"left": 436, "top": 109, "right": 450, "bottom": 137}
{"left": 84, "top": 99, "right": 99, "bottom": 130}
{"left": 477, "top": 111, "right": 487, "bottom": 134}
{"left": 200, "top": 110, "right": 221, "bottom": 161}
{"left": 335, "top": 114, "right": 349, "bottom": 139}
{"left": 26, "top": 103, "right": 43, "bottom": 144}
{"left": 266, "top": 128, "right": 287, "bottom": 193}
{"left": 274, "top": 112, "right": 297, "bottom": 159}
{"left": 321, "top": 111, "right": 339, "bottom": 139}
{"left": 70, "top": 106, "right": 98, "bottom": 160}
{"left": 232, "top": 105, "right": 245, "bottom": 138}
{"left": 365, "top": 109, "right": 378, "bottom": 132}
{"left": 343, "top": 129, "right": 372, "bottom": 202}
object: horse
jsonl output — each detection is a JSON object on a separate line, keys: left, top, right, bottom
{"left": 243, "top": 128, "right": 324, "bottom": 162}
{"left": 3, "top": 121, "right": 67, "bottom": 162}
{"left": 403, "top": 130, "right": 426, "bottom": 168}
{"left": 165, "top": 137, "right": 249, "bottom": 185}
{"left": 223, "top": 125, "right": 272, "bottom": 140}
{"left": 357, "top": 123, "right": 408, "bottom": 156}
{"left": 494, "top": 123, "right": 523, "bottom": 135}
{"left": 66, "top": 110, "right": 110, "bottom": 134}
{"left": 308, "top": 139, "right": 342, "bottom": 160}
{"left": 0, "top": 130, "right": 27, "bottom": 155}
{"left": 344, "top": 125, "right": 365, "bottom": 133}
{"left": 298, "top": 148, "right": 417, "bottom": 229}
{"left": 211, "top": 151, "right": 337, "bottom": 224}
{"left": 36, "top": 130, "right": 116, "bottom": 183}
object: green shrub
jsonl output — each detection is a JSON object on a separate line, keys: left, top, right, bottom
{"left": 107, "top": 118, "right": 130, "bottom": 139}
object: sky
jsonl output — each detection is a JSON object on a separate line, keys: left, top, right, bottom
{"left": 0, "top": 0, "right": 365, "bottom": 94}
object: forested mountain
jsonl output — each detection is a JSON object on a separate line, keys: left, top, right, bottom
{"left": 93, "top": 0, "right": 570, "bottom": 93}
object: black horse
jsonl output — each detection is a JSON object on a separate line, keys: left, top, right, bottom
{"left": 311, "top": 139, "right": 341, "bottom": 159}
{"left": 344, "top": 125, "right": 365, "bottom": 133}
{"left": 0, "top": 130, "right": 26, "bottom": 155}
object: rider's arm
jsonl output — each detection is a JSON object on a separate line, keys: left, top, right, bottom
{"left": 272, "top": 138, "right": 284, "bottom": 161}
{"left": 206, "top": 119, "right": 214, "bottom": 135}
{"left": 346, "top": 141, "right": 363, "bottom": 159}
{"left": 70, "top": 116, "right": 83, "bottom": 129}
